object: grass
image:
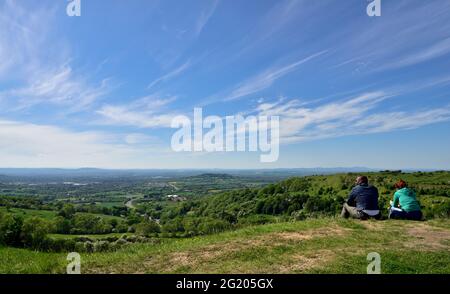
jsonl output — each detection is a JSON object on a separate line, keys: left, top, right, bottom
{"left": 0, "top": 207, "right": 57, "bottom": 220}
{"left": 1, "top": 218, "right": 449, "bottom": 274}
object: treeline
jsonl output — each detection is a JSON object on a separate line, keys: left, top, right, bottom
{"left": 0, "top": 195, "right": 128, "bottom": 217}
{"left": 0, "top": 206, "right": 162, "bottom": 251}
{"left": 55, "top": 206, "right": 128, "bottom": 234}
{"left": 0, "top": 210, "right": 159, "bottom": 252}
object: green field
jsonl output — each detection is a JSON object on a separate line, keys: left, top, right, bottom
{"left": 1, "top": 218, "right": 449, "bottom": 274}
{"left": 0, "top": 207, "right": 57, "bottom": 220}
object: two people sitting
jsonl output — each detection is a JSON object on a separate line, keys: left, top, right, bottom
{"left": 341, "top": 176, "right": 422, "bottom": 221}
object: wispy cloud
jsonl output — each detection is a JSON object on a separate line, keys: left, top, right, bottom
{"left": 256, "top": 90, "right": 450, "bottom": 143}
{"left": 2, "top": 65, "right": 111, "bottom": 111}
{"left": 329, "top": 0, "right": 450, "bottom": 73}
{"left": 96, "top": 95, "right": 177, "bottom": 128}
{"left": 235, "top": 0, "right": 306, "bottom": 58}
{"left": 194, "top": 0, "right": 219, "bottom": 37}
{"left": 222, "top": 51, "right": 328, "bottom": 102}
{"left": 0, "top": 0, "right": 55, "bottom": 78}
{"left": 0, "top": 1, "right": 111, "bottom": 112}
{"left": 378, "top": 37, "right": 450, "bottom": 71}
{"left": 148, "top": 60, "right": 192, "bottom": 90}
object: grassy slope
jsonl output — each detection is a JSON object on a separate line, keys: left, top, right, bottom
{"left": 1, "top": 218, "right": 449, "bottom": 274}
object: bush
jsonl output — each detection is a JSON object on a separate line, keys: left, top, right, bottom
{"left": 0, "top": 212, "right": 23, "bottom": 246}
{"left": 21, "top": 217, "right": 52, "bottom": 249}
{"left": 238, "top": 214, "right": 276, "bottom": 225}
{"left": 197, "top": 218, "right": 230, "bottom": 235}
{"left": 93, "top": 241, "right": 110, "bottom": 252}
{"left": 135, "top": 220, "right": 161, "bottom": 236}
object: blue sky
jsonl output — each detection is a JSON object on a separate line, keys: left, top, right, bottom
{"left": 0, "top": 0, "right": 449, "bottom": 169}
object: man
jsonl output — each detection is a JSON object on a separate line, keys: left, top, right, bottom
{"left": 341, "top": 176, "right": 381, "bottom": 220}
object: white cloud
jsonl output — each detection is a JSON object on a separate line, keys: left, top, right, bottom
{"left": 223, "top": 51, "right": 327, "bottom": 102}
{"left": 379, "top": 37, "right": 450, "bottom": 71}
{"left": 2, "top": 65, "right": 110, "bottom": 111}
{"left": 194, "top": 0, "right": 219, "bottom": 37}
{"left": 0, "top": 0, "right": 55, "bottom": 78}
{"left": 0, "top": 119, "right": 171, "bottom": 168}
{"left": 256, "top": 91, "right": 450, "bottom": 143}
{"left": 0, "top": 1, "right": 111, "bottom": 113}
{"left": 96, "top": 95, "right": 178, "bottom": 128}
{"left": 329, "top": 1, "right": 450, "bottom": 73}
{"left": 148, "top": 60, "right": 192, "bottom": 90}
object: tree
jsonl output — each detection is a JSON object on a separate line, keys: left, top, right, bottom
{"left": 58, "top": 204, "right": 76, "bottom": 219}
{"left": 54, "top": 216, "right": 71, "bottom": 234}
{"left": 21, "top": 217, "right": 52, "bottom": 249}
{"left": 135, "top": 220, "right": 160, "bottom": 236}
{"left": 0, "top": 212, "right": 23, "bottom": 246}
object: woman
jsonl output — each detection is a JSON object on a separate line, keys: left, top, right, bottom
{"left": 388, "top": 180, "right": 422, "bottom": 220}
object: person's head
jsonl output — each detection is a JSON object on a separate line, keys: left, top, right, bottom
{"left": 355, "top": 176, "right": 368, "bottom": 185}
{"left": 394, "top": 180, "right": 407, "bottom": 190}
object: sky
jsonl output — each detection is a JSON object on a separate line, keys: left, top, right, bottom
{"left": 0, "top": 0, "right": 449, "bottom": 170}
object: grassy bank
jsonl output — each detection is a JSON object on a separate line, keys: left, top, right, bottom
{"left": 1, "top": 217, "right": 449, "bottom": 274}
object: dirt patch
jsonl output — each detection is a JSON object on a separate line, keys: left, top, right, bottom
{"left": 152, "top": 227, "right": 348, "bottom": 272}
{"left": 404, "top": 223, "right": 450, "bottom": 251}
{"left": 360, "top": 221, "right": 385, "bottom": 230}
{"left": 266, "top": 226, "right": 348, "bottom": 243}
{"left": 278, "top": 250, "right": 336, "bottom": 273}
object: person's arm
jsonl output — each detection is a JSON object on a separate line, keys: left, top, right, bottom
{"left": 347, "top": 188, "right": 357, "bottom": 206}
{"left": 393, "top": 192, "right": 400, "bottom": 208}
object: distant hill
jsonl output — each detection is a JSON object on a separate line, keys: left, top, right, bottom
{"left": 0, "top": 167, "right": 378, "bottom": 179}
{"left": 186, "top": 173, "right": 236, "bottom": 180}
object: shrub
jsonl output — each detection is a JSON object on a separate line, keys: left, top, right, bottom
{"left": 21, "top": 217, "right": 52, "bottom": 249}
{"left": 93, "top": 241, "right": 110, "bottom": 252}
{"left": 135, "top": 220, "right": 161, "bottom": 236}
{"left": 0, "top": 212, "right": 23, "bottom": 246}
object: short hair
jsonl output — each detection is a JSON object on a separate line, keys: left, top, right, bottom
{"left": 395, "top": 180, "right": 407, "bottom": 189}
{"left": 357, "top": 176, "right": 368, "bottom": 185}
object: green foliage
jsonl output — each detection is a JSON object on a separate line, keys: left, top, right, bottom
{"left": 71, "top": 213, "right": 112, "bottom": 234}
{"left": 0, "top": 211, "right": 23, "bottom": 246}
{"left": 58, "top": 204, "right": 75, "bottom": 219}
{"left": 135, "top": 220, "right": 161, "bottom": 236}
{"left": 21, "top": 217, "right": 53, "bottom": 249}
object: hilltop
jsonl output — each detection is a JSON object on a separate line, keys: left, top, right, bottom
{"left": 1, "top": 217, "right": 449, "bottom": 274}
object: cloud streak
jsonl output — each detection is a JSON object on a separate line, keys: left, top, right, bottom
{"left": 256, "top": 90, "right": 450, "bottom": 143}
{"left": 148, "top": 60, "right": 192, "bottom": 90}
{"left": 2, "top": 66, "right": 110, "bottom": 111}
{"left": 222, "top": 50, "right": 328, "bottom": 102}
{"left": 96, "top": 95, "right": 178, "bottom": 128}
{"left": 194, "top": 0, "right": 219, "bottom": 37}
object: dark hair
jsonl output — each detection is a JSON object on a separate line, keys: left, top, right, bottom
{"left": 357, "top": 176, "right": 368, "bottom": 185}
{"left": 394, "top": 180, "right": 407, "bottom": 189}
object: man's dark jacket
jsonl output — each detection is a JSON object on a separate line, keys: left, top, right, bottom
{"left": 347, "top": 184, "right": 379, "bottom": 211}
